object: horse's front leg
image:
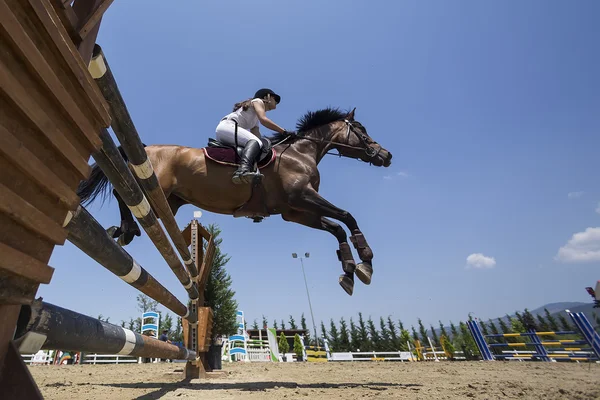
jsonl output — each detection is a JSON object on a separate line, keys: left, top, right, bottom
{"left": 282, "top": 210, "right": 358, "bottom": 295}
{"left": 288, "top": 187, "right": 374, "bottom": 286}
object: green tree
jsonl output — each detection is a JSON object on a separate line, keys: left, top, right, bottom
{"left": 430, "top": 325, "right": 440, "bottom": 347}
{"left": 479, "top": 321, "right": 489, "bottom": 336}
{"left": 379, "top": 317, "right": 392, "bottom": 350}
{"left": 398, "top": 328, "right": 411, "bottom": 351}
{"left": 510, "top": 317, "right": 527, "bottom": 344}
{"left": 281, "top": 319, "right": 286, "bottom": 330}
{"left": 449, "top": 322, "right": 459, "bottom": 340}
{"left": 418, "top": 318, "right": 428, "bottom": 345}
{"left": 289, "top": 315, "right": 298, "bottom": 330}
{"left": 544, "top": 309, "right": 559, "bottom": 331}
{"left": 357, "top": 313, "right": 371, "bottom": 351}
{"left": 262, "top": 315, "right": 268, "bottom": 329}
{"left": 339, "top": 318, "right": 351, "bottom": 352}
{"left": 488, "top": 320, "right": 499, "bottom": 335}
{"left": 162, "top": 313, "right": 174, "bottom": 339}
{"left": 300, "top": 314, "right": 310, "bottom": 344}
{"left": 278, "top": 332, "right": 289, "bottom": 354}
{"left": 438, "top": 321, "right": 448, "bottom": 339}
{"left": 522, "top": 309, "right": 537, "bottom": 331}
{"left": 536, "top": 314, "right": 550, "bottom": 332}
{"left": 411, "top": 326, "right": 419, "bottom": 342}
{"left": 329, "top": 319, "right": 341, "bottom": 350}
{"left": 458, "top": 321, "right": 479, "bottom": 359}
{"left": 293, "top": 334, "right": 304, "bottom": 360}
{"left": 349, "top": 318, "right": 360, "bottom": 351}
{"left": 273, "top": 320, "right": 279, "bottom": 330}
{"left": 320, "top": 321, "right": 328, "bottom": 342}
{"left": 397, "top": 319, "right": 405, "bottom": 332}
{"left": 557, "top": 314, "right": 573, "bottom": 331}
{"left": 367, "top": 317, "right": 381, "bottom": 350}
{"left": 252, "top": 320, "right": 259, "bottom": 330}
{"left": 498, "top": 316, "right": 511, "bottom": 334}
{"left": 174, "top": 317, "right": 183, "bottom": 342}
{"left": 136, "top": 294, "right": 159, "bottom": 314}
{"left": 440, "top": 335, "right": 455, "bottom": 359}
{"left": 204, "top": 224, "right": 238, "bottom": 342}
{"left": 387, "top": 317, "right": 400, "bottom": 350}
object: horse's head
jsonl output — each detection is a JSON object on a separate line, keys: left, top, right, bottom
{"left": 333, "top": 108, "right": 392, "bottom": 167}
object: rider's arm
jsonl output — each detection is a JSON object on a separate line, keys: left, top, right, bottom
{"left": 253, "top": 99, "right": 286, "bottom": 133}
{"left": 250, "top": 126, "right": 261, "bottom": 137}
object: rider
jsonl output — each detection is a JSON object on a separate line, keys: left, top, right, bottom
{"left": 216, "top": 88, "right": 291, "bottom": 184}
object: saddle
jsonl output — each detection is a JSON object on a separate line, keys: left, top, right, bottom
{"left": 204, "top": 137, "right": 276, "bottom": 168}
{"left": 203, "top": 137, "right": 276, "bottom": 223}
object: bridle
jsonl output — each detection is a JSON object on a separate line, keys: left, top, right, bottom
{"left": 287, "top": 120, "right": 382, "bottom": 162}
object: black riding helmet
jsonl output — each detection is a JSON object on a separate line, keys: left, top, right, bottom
{"left": 254, "top": 88, "right": 281, "bottom": 104}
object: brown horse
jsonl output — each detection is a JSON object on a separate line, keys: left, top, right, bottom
{"left": 78, "top": 107, "right": 392, "bottom": 295}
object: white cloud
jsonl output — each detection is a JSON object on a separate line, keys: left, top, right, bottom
{"left": 568, "top": 191, "right": 584, "bottom": 199}
{"left": 466, "top": 253, "right": 496, "bottom": 269}
{"left": 397, "top": 171, "right": 410, "bottom": 178}
{"left": 383, "top": 175, "right": 392, "bottom": 180}
{"left": 555, "top": 227, "right": 600, "bottom": 263}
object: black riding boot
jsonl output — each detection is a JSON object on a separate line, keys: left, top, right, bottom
{"left": 232, "top": 140, "right": 264, "bottom": 184}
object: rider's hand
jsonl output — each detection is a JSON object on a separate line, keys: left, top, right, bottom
{"left": 283, "top": 130, "right": 297, "bottom": 137}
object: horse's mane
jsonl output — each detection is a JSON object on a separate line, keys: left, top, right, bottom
{"left": 268, "top": 107, "right": 347, "bottom": 143}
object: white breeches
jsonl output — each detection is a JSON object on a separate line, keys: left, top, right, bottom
{"left": 215, "top": 119, "right": 262, "bottom": 148}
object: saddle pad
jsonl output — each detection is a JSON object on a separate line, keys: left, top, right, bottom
{"left": 203, "top": 147, "right": 276, "bottom": 169}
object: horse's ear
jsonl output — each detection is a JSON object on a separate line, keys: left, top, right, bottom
{"left": 346, "top": 107, "right": 356, "bottom": 121}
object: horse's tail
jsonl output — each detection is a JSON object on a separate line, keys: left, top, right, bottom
{"left": 77, "top": 145, "right": 129, "bottom": 205}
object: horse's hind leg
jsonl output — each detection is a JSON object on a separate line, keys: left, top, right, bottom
{"left": 110, "top": 189, "right": 141, "bottom": 246}
{"left": 282, "top": 210, "right": 358, "bottom": 296}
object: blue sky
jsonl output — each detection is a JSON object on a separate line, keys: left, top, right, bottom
{"left": 43, "top": 1, "right": 599, "bottom": 333}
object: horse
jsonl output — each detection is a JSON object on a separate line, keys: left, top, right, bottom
{"left": 77, "top": 107, "right": 392, "bottom": 295}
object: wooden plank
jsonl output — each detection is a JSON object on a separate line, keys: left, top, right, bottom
{"left": 29, "top": 0, "right": 111, "bottom": 127}
{"left": 198, "top": 223, "right": 212, "bottom": 241}
{"left": 181, "top": 223, "right": 192, "bottom": 247}
{"left": 0, "top": 125, "right": 79, "bottom": 209}
{"left": 0, "top": 182, "right": 67, "bottom": 245}
{"left": 0, "top": 242, "right": 55, "bottom": 284}
{"left": 0, "top": 60, "right": 91, "bottom": 179}
{"left": 0, "top": 0, "right": 101, "bottom": 152}
{"left": 77, "top": 0, "right": 113, "bottom": 39}
{"left": 0, "top": 342, "right": 44, "bottom": 399}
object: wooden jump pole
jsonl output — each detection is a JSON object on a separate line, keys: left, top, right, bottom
{"left": 64, "top": 204, "right": 190, "bottom": 318}
{"left": 90, "top": 128, "right": 200, "bottom": 306}
{"left": 14, "top": 301, "right": 196, "bottom": 361}
{"left": 89, "top": 44, "right": 199, "bottom": 279}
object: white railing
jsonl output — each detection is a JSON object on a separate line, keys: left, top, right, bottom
{"left": 247, "top": 348, "right": 271, "bottom": 362}
{"left": 21, "top": 352, "right": 53, "bottom": 365}
{"left": 81, "top": 354, "right": 139, "bottom": 364}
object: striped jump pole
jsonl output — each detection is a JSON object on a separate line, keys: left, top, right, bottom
{"left": 63, "top": 205, "right": 189, "bottom": 319}
{"left": 89, "top": 44, "right": 198, "bottom": 280}
{"left": 91, "top": 128, "right": 199, "bottom": 306}
{"left": 14, "top": 301, "right": 195, "bottom": 361}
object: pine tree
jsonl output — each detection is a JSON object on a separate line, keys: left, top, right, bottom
{"left": 349, "top": 318, "right": 360, "bottom": 351}
{"left": 515, "top": 311, "right": 525, "bottom": 326}
{"left": 329, "top": 319, "right": 341, "bottom": 351}
{"left": 399, "top": 328, "right": 411, "bottom": 351}
{"left": 536, "top": 314, "right": 550, "bottom": 332}
{"left": 367, "top": 317, "right": 381, "bottom": 350}
{"left": 162, "top": 313, "right": 174, "bottom": 339}
{"left": 398, "top": 319, "right": 405, "bottom": 332}
{"left": 592, "top": 312, "right": 600, "bottom": 333}
{"left": 387, "top": 317, "right": 399, "bottom": 350}
{"left": 488, "top": 320, "right": 500, "bottom": 335}
{"left": 459, "top": 321, "right": 479, "bottom": 359}
{"left": 273, "top": 320, "right": 279, "bottom": 330}
{"left": 379, "top": 317, "right": 392, "bottom": 350}
{"left": 278, "top": 332, "right": 289, "bottom": 354}
{"left": 438, "top": 321, "right": 449, "bottom": 339}
{"left": 440, "top": 335, "right": 455, "bottom": 358}
{"left": 262, "top": 315, "right": 268, "bottom": 329}
{"left": 418, "top": 319, "right": 428, "bottom": 344}
{"left": 430, "top": 325, "right": 440, "bottom": 347}
{"left": 252, "top": 320, "right": 259, "bottom": 330}
{"left": 522, "top": 309, "right": 537, "bottom": 331}
{"left": 293, "top": 334, "right": 304, "bottom": 360}
{"left": 557, "top": 314, "right": 573, "bottom": 331}
{"left": 289, "top": 315, "right": 298, "bottom": 329}
{"left": 301, "top": 313, "right": 310, "bottom": 343}
{"left": 449, "top": 321, "right": 459, "bottom": 340}
{"left": 136, "top": 294, "right": 159, "bottom": 314}
{"left": 411, "top": 326, "right": 419, "bottom": 342}
{"left": 479, "top": 321, "right": 489, "bottom": 336}
{"left": 339, "top": 318, "right": 351, "bottom": 351}
{"left": 173, "top": 317, "right": 182, "bottom": 342}
{"left": 204, "top": 224, "right": 238, "bottom": 342}
{"left": 510, "top": 317, "right": 526, "bottom": 343}
{"left": 357, "top": 313, "right": 371, "bottom": 351}
{"left": 498, "top": 317, "right": 510, "bottom": 334}
{"left": 320, "top": 321, "right": 328, "bottom": 344}
{"left": 544, "top": 309, "right": 559, "bottom": 331}
{"left": 281, "top": 319, "right": 286, "bottom": 330}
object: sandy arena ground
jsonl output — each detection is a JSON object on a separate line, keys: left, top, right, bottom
{"left": 29, "top": 361, "right": 599, "bottom": 399}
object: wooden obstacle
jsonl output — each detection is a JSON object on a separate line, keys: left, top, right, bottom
{"left": 0, "top": 1, "right": 216, "bottom": 397}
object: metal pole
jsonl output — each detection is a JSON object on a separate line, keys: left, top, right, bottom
{"left": 299, "top": 257, "right": 319, "bottom": 348}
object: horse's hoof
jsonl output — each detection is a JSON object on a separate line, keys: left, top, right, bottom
{"left": 356, "top": 262, "right": 373, "bottom": 285}
{"left": 339, "top": 275, "right": 354, "bottom": 296}
{"left": 106, "top": 226, "right": 120, "bottom": 238}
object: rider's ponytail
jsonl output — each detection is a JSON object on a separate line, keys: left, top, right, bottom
{"left": 232, "top": 98, "right": 253, "bottom": 112}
